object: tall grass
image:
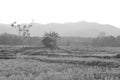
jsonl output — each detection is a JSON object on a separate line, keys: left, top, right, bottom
{"left": 0, "top": 59, "right": 119, "bottom": 80}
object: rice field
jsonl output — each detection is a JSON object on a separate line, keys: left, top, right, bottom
{"left": 0, "top": 46, "right": 120, "bottom": 80}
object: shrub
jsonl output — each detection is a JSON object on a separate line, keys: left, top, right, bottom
{"left": 42, "top": 31, "right": 60, "bottom": 49}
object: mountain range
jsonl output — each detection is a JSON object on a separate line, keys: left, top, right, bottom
{"left": 0, "top": 21, "right": 120, "bottom": 37}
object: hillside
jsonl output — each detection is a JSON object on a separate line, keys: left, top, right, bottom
{"left": 0, "top": 21, "right": 120, "bottom": 37}
{"left": 30, "top": 21, "right": 120, "bottom": 37}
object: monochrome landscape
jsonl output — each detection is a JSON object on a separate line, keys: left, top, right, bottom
{"left": 0, "top": 20, "right": 119, "bottom": 80}
{"left": 0, "top": 0, "right": 120, "bottom": 79}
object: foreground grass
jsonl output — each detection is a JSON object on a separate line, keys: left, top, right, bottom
{"left": 0, "top": 59, "right": 119, "bottom": 80}
{"left": 0, "top": 46, "right": 120, "bottom": 80}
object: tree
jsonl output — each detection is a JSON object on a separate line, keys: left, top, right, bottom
{"left": 0, "top": 33, "right": 22, "bottom": 45}
{"left": 11, "top": 20, "right": 33, "bottom": 47}
{"left": 98, "top": 32, "right": 106, "bottom": 38}
{"left": 42, "top": 31, "right": 60, "bottom": 49}
{"left": 92, "top": 36, "right": 119, "bottom": 47}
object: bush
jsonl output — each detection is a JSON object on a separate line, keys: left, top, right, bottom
{"left": 42, "top": 31, "right": 60, "bottom": 49}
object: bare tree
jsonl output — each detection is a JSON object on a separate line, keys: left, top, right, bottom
{"left": 11, "top": 20, "right": 34, "bottom": 48}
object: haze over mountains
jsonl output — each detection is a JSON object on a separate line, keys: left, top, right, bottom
{"left": 0, "top": 21, "right": 120, "bottom": 37}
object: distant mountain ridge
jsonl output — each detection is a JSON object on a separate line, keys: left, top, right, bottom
{"left": 0, "top": 21, "right": 120, "bottom": 37}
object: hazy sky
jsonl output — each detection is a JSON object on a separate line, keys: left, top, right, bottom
{"left": 0, "top": 0, "right": 120, "bottom": 27}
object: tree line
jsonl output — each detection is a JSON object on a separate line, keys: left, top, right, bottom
{"left": 91, "top": 35, "right": 120, "bottom": 47}
{"left": 1, "top": 33, "right": 120, "bottom": 47}
{"left": 0, "top": 33, "right": 41, "bottom": 46}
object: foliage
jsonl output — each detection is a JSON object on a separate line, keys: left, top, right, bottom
{"left": 91, "top": 35, "right": 120, "bottom": 47}
{"left": 0, "top": 33, "right": 22, "bottom": 45}
{"left": 42, "top": 31, "right": 60, "bottom": 49}
{"left": 0, "top": 33, "right": 41, "bottom": 46}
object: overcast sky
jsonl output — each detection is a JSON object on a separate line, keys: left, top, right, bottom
{"left": 0, "top": 0, "right": 120, "bottom": 27}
